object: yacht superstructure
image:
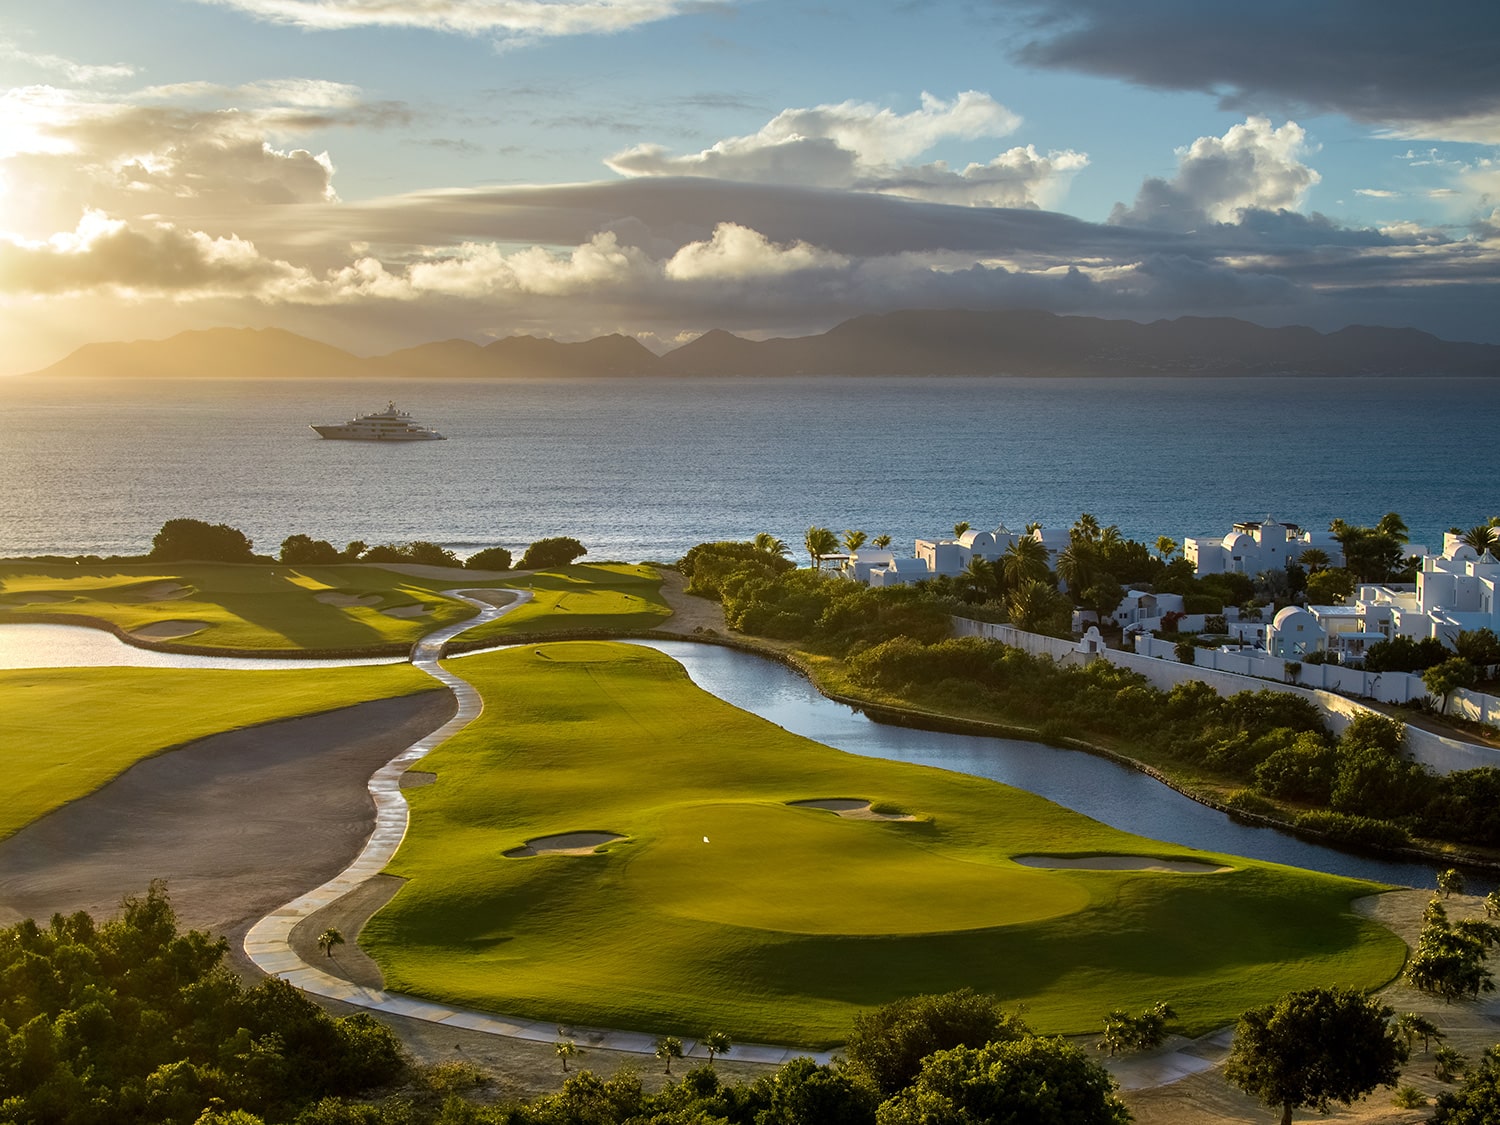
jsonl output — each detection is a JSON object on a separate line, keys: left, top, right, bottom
{"left": 311, "top": 401, "right": 446, "bottom": 441}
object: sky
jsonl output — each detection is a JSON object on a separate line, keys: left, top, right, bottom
{"left": 2, "top": 0, "right": 1498, "bottom": 374}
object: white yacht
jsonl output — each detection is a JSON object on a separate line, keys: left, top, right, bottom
{"left": 311, "top": 401, "right": 446, "bottom": 441}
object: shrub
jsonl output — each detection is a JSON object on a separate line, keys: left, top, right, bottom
{"left": 150, "top": 518, "right": 255, "bottom": 563}
{"left": 1183, "top": 593, "right": 1223, "bottom": 615}
{"left": 1293, "top": 810, "right": 1410, "bottom": 850}
{"left": 518, "top": 537, "right": 587, "bottom": 569}
{"left": 1225, "top": 789, "right": 1276, "bottom": 817}
{"left": 280, "top": 534, "right": 340, "bottom": 565}
{"left": 465, "top": 546, "right": 512, "bottom": 571}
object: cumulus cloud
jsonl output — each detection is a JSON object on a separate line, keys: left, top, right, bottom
{"left": 0, "top": 41, "right": 135, "bottom": 84}
{"left": 0, "top": 211, "right": 307, "bottom": 297}
{"left": 192, "top": 0, "right": 728, "bottom": 41}
{"left": 606, "top": 91, "right": 1084, "bottom": 207}
{"left": 664, "top": 223, "right": 848, "bottom": 280}
{"left": 1111, "top": 118, "right": 1320, "bottom": 229}
{"left": 996, "top": 0, "right": 1500, "bottom": 143}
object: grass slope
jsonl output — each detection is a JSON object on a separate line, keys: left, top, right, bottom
{"left": 366, "top": 642, "right": 1405, "bottom": 1047}
{"left": 462, "top": 564, "right": 671, "bottom": 640}
{"left": 2, "top": 663, "right": 435, "bottom": 840}
{"left": 0, "top": 562, "right": 496, "bottom": 650}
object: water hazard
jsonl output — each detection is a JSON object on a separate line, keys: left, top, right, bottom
{"left": 0, "top": 623, "right": 401, "bottom": 670}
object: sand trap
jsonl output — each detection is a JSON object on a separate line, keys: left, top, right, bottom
{"left": 315, "top": 591, "right": 383, "bottom": 607}
{"left": 788, "top": 798, "right": 919, "bottom": 822}
{"left": 129, "top": 619, "right": 209, "bottom": 639}
{"left": 504, "top": 832, "right": 624, "bottom": 858}
{"left": 1013, "top": 854, "right": 1230, "bottom": 873}
{"left": 382, "top": 604, "right": 431, "bottom": 619}
{"left": 134, "top": 582, "right": 191, "bottom": 602}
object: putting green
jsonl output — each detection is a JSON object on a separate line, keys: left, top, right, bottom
{"left": 634, "top": 803, "right": 1089, "bottom": 934}
{"left": 365, "top": 642, "right": 1407, "bottom": 1045}
{"left": 461, "top": 564, "right": 670, "bottom": 640}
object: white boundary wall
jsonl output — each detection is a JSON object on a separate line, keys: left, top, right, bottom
{"left": 951, "top": 617, "right": 1498, "bottom": 774}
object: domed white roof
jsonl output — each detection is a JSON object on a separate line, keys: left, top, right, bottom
{"left": 1223, "top": 531, "right": 1254, "bottom": 550}
{"left": 959, "top": 530, "right": 994, "bottom": 549}
{"left": 1273, "top": 605, "right": 1315, "bottom": 627}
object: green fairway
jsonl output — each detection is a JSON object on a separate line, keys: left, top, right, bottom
{"left": 461, "top": 563, "right": 671, "bottom": 640}
{"left": 0, "top": 562, "right": 496, "bottom": 650}
{"left": 1, "top": 663, "right": 437, "bottom": 841}
{"left": 365, "top": 642, "right": 1407, "bottom": 1047}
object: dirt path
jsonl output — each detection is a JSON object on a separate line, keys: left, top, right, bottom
{"left": 656, "top": 569, "right": 728, "bottom": 634}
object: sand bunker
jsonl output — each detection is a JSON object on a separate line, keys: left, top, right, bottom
{"left": 315, "top": 591, "right": 383, "bottom": 607}
{"left": 504, "top": 832, "right": 624, "bottom": 858}
{"left": 1013, "top": 854, "right": 1230, "bottom": 873}
{"left": 134, "top": 582, "right": 191, "bottom": 601}
{"left": 788, "top": 798, "right": 919, "bottom": 822}
{"left": 382, "top": 604, "right": 431, "bottom": 619}
{"left": 129, "top": 620, "right": 209, "bottom": 639}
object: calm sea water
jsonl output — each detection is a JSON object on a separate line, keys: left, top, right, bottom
{"left": 2, "top": 376, "right": 1495, "bottom": 560}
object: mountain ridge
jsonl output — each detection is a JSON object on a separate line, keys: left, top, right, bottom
{"left": 25, "top": 310, "right": 1500, "bottom": 379}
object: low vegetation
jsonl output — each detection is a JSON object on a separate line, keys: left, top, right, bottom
{"left": 458, "top": 563, "right": 671, "bottom": 641}
{"left": 1, "top": 662, "right": 435, "bottom": 840}
{"left": 364, "top": 641, "right": 1402, "bottom": 1045}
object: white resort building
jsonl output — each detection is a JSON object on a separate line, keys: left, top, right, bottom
{"left": 1183, "top": 516, "right": 1345, "bottom": 577}
{"left": 1265, "top": 533, "right": 1500, "bottom": 660}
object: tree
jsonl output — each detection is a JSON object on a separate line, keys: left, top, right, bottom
{"left": 465, "top": 546, "right": 512, "bottom": 570}
{"left": 150, "top": 518, "right": 255, "bottom": 562}
{"left": 1070, "top": 512, "right": 1102, "bottom": 546}
{"left": 1438, "top": 868, "right": 1466, "bottom": 898}
{"left": 317, "top": 928, "right": 344, "bottom": 958}
{"left": 1080, "top": 575, "right": 1125, "bottom": 628}
{"left": 1435, "top": 1046, "right": 1469, "bottom": 1082}
{"left": 518, "top": 537, "right": 587, "bottom": 569}
{"left": 1393, "top": 1012, "right": 1445, "bottom": 1054}
{"left": 1364, "top": 633, "right": 1450, "bottom": 673}
{"left": 1098, "top": 1002, "right": 1176, "bottom": 1056}
{"left": 1056, "top": 543, "right": 1097, "bottom": 594}
{"left": 1486, "top": 890, "right": 1500, "bottom": 919}
{"left": 1406, "top": 907, "right": 1499, "bottom": 1002}
{"left": 1174, "top": 640, "right": 1196, "bottom": 665}
{"left": 872, "top": 534, "right": 892, "bottom": 549}
{"left": 702, "top": 1031, "right": 732, "bottom": 1066}
{"left": 339, "top": 540, "right": 367, "bottom": 562}
{"left": 843, "top": 530, "right": 868, "bottom": 554}
{"left": 845, "top": 988, "right": 1028, "bottom": 1097}
{"left": 953, "top": 521, "right": 971, "bottom": 539}
{"left": 875, "top": 1037, "right": 1130, "bottom": 1125}
{"left": 1425, "top": 658, "right": 1480, "bottom": 715}
{"left": 1304, "top": 567, "right": 1356, "bottom": 605}
{"left": 655, "top": 1035, "right": 684, "bottom": 1074}
{"left": 1155, "top": 536, "right": 1178, "bottom": 562}
{"left": 1298, "top": 547, "right": 1330, "bottom": 572}
{"left": 754, "top": 532, "right": 792, "bottom": 558}
{"left": 960, "top": 556, "right": 997, "bottom": 602}
{"left": 1432, "top": 1045, "right": 1500, "bottom": 1123}
{"left": 280, "top": 534, "right": 339, "bottom": 565}
{"left": 1376, "top": 512, "right": 1409, "bottom": 541}
{"left": 804, "top": 526, "right": 838, "bottom": 570}
{"left": 1455, "top": 628, "right": 1500, "bottom": 668}
{"left": 1224, "top": 987, "right": 1404, "bottom": 1125}
{"left": 1001, "top": 536, "right": 1050, "bottom": 587}
{"left": 555, "top": 1039, "right": 579, "bottom": 1073}
{"left": 1460, "top": 525, "right": 1498, "bottom": 554}
{"left": 1006, "top": 578, "right": 1070, "bottom": 637}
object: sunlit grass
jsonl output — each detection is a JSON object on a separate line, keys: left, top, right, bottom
{"left": 365, "top": 642, "right": 1406, "bottom": 1047}
{"left": 462, "top": 563, "right": 670, "bottom": 639}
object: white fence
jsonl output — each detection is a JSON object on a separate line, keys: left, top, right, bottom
{"left": 951, "top": 617, "right": 1498, "bottom": 774}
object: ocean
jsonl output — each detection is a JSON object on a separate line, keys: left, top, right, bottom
{"left": 1, "top": 375, "right": 1494, "bottom": 561}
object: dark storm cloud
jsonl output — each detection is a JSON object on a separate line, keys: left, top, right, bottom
{"left": 997, "top": 0, "right": 1500, "bottom": 136}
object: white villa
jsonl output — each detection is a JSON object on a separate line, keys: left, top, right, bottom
{"left": 1183, "top": 516, "right": 1345, "bottom": 577}
{"left": 858, "top": 525, "right": 1024, "bottom": 586}
{"left": 1266, "top": 533, "right": 1500, "bottom": 660}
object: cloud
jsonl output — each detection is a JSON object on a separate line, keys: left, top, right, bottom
{"left": 1354, "top": 188, "right": 1401, "bottom": 199}
{"left": 1111, "top": 118, "right": 1320, "bottom": 229}
{"left": 191, "top": 0, "right": 730, "bottom": 41}
{"left": 0, "top": 211, "right": 307, "bottom": 296}
{"left": 664, "top": 223, "right": 848, "bottom": 280}
{"left": 606, "top": 91, "right": 1084, "bottom": 207}
{"left": 996, "top": 0, "right": 1500, "bottom": 143}
{"left": 0, "top": 40, "right": 135, "bottom": 84}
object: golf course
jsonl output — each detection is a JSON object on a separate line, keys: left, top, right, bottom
{"left": 364, "top": 640, "right": 1407, "bottom": 1047}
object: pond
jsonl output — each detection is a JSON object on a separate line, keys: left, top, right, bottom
{"left": 0, "top": 623, "right": 402, "bottom": 670}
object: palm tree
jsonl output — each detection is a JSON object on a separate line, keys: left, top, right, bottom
{"left": 1461, "top": 524, "right": 1499, "bottom": 554}
{"left": 1055, "top": 543, "right": 1097, "bottom": 594}
{"left": 804, "top": 526, "right": 837, "bottom": 569}
{"left": 1154, "top": 536, "right": 1178, "bottom": 562}
{"left": 655, "top": 1035, "right": 684, "bottom": 1074}
{"left": 961, "top": 556, "right": 996, "bottom": 601}
{"left": 1024, "top": 521, "right": 1043, "bottom": 535}
{"left": 1002, "top": 536, "right": 1050, "bottom": 587}
{"left": 1098, "top": 525, "right": 1123, "bottom": 554}
{"left": 702, "top": 1031, "right": 732, "bottom": 1066}
{"left": 1070, "top": 512, "right": 1101, "bottom": 546}
{"left": 953, "top": 520, "right": 971, "bottom": 539}
{"left": 1007, "top": 578, "right": 1067, "bottom": 635}
{"left": 843, "top": 529, "right": 868, "bottom": 553}
{"left": 753, "top": 531, "right": 791, "bottom": 558}
{"left": 317, "top": 928, "right": 344, "bottom": 958}
{"left": 1298, "top": 547, "right": 1330, "bottom": 572}
{"left": 555, "top": 1040, "right": 580, "bottom": 1073}
{"left": 1393, "top": 1012, "right": 1444, "bottom": 1054}
{"left": 872, "top": 534, "right": 892, "bottom": 548}
{"left": 1376, "top": 512, "right": 1409, "bottom": 540}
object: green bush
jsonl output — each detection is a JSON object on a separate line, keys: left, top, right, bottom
{"left": 1183, "top": 594, "right": 1223, "bottom": 615}
{"left": 1293, "top": 810, "right": 1410, "bottom": 850}
{"left": 465, "top": 546, "right": 512, "bottom": 571}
